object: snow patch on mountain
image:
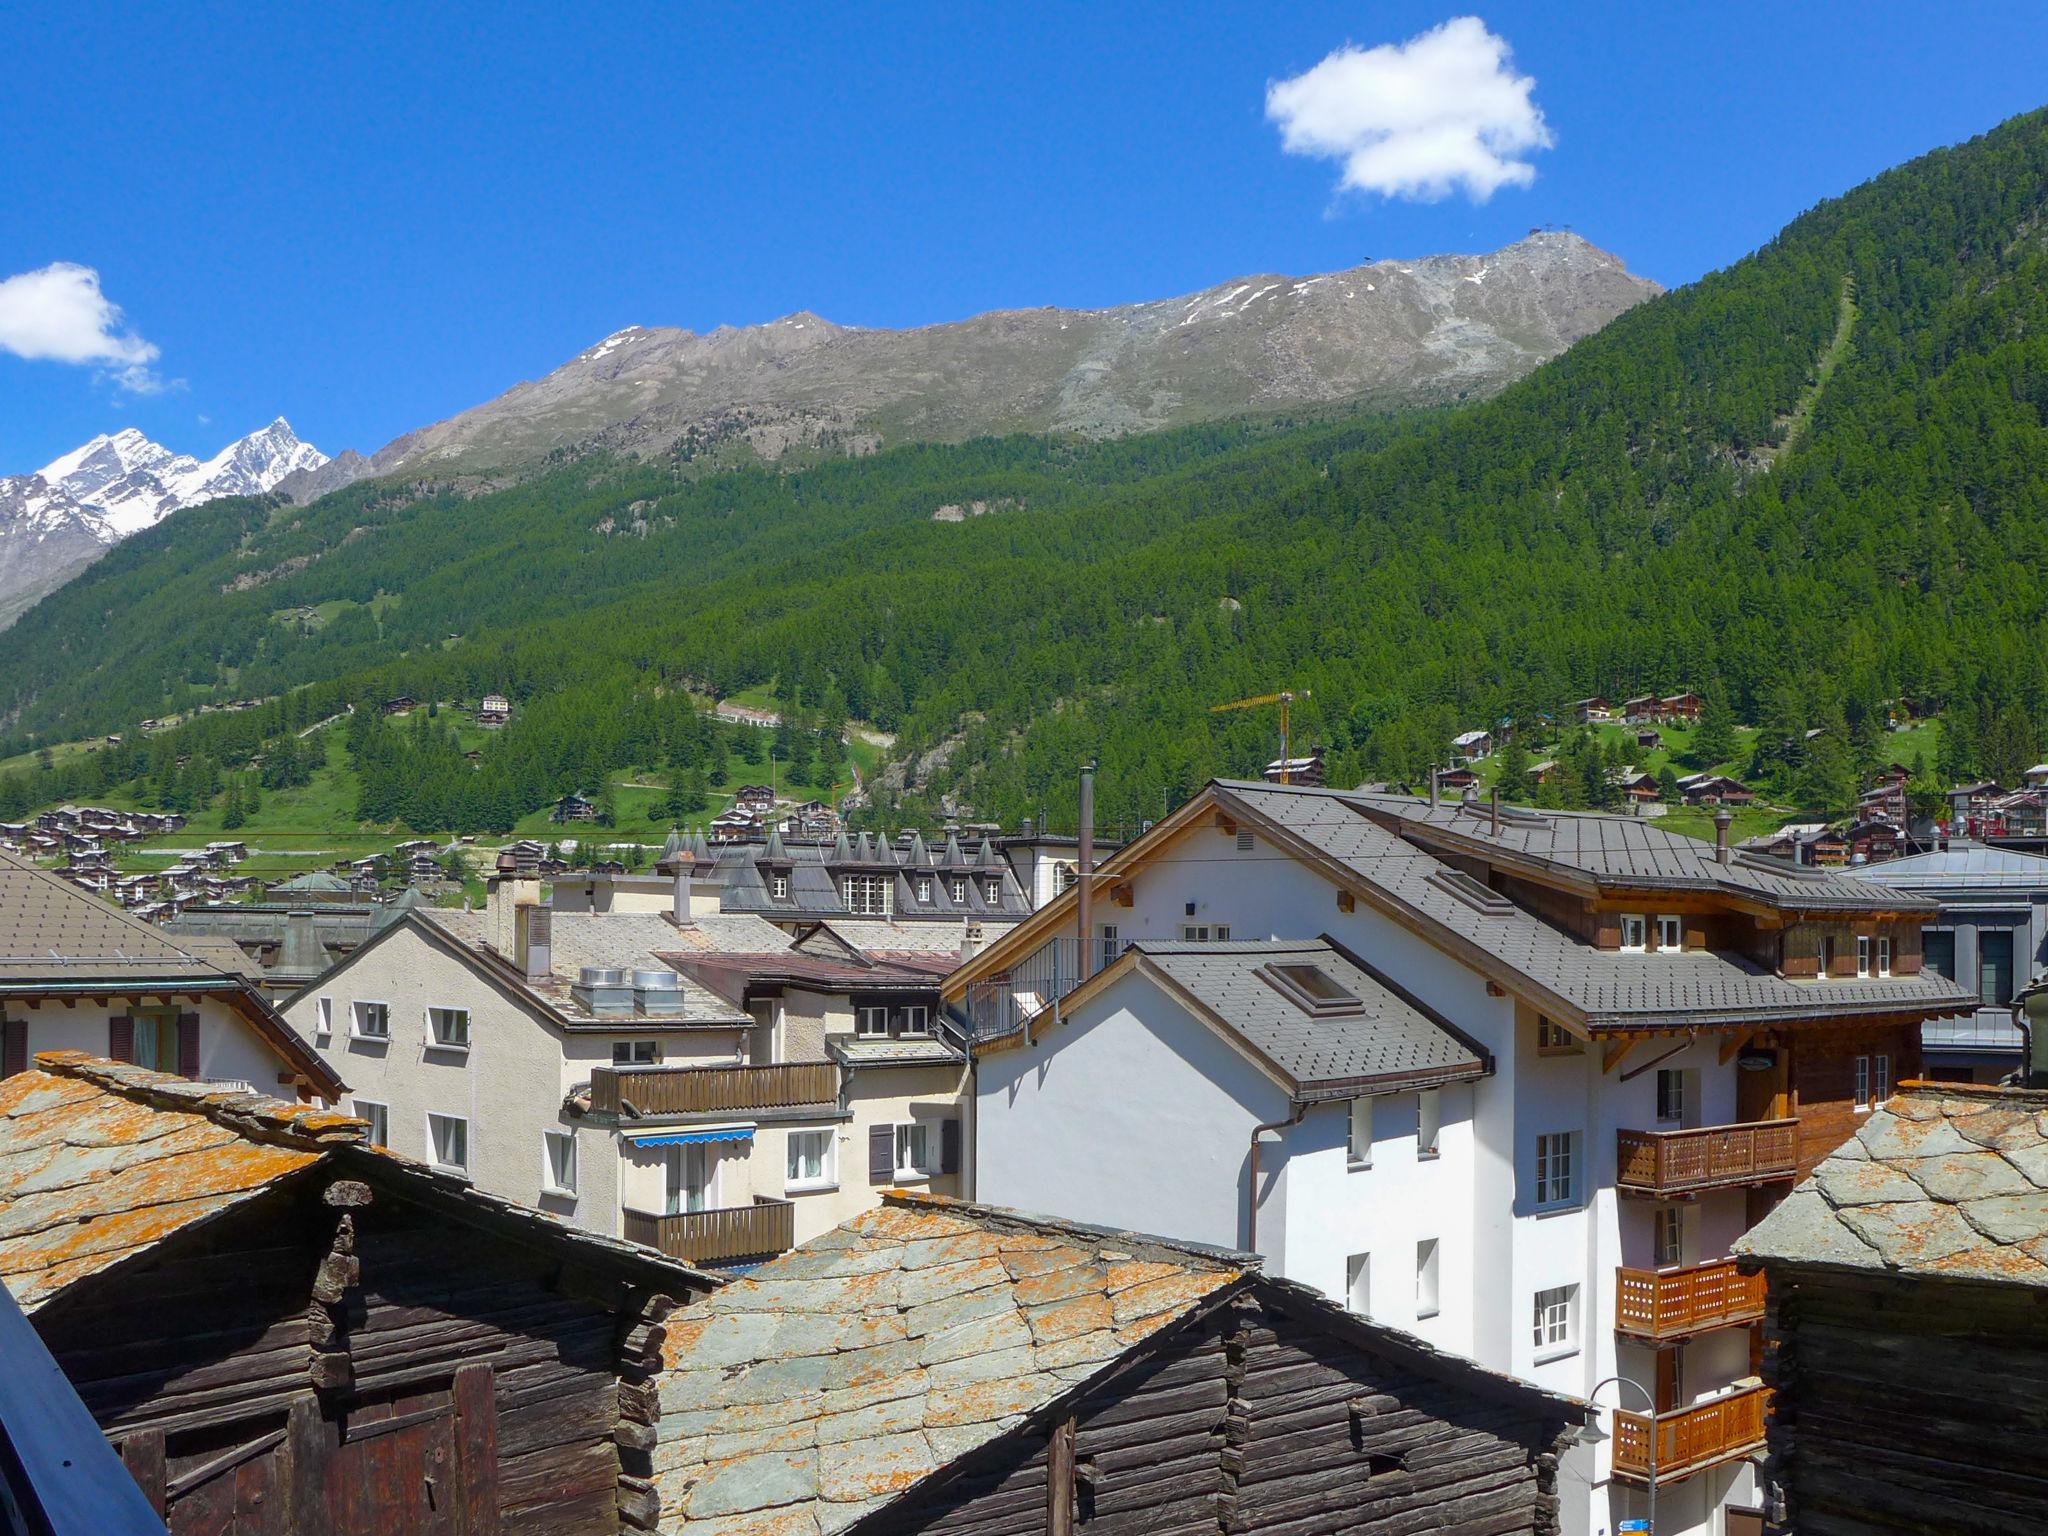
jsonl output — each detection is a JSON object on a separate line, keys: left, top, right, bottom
{"left": 33, "top": 418, "right": 328, "bottom": 537}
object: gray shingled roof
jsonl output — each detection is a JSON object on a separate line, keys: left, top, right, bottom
{"left": 693, "top": 834, "right": 1034, "bottom": 924}
{"left": 1333, "top": 787, "right": 1939, "bottom": 912}
{"left": 1843, "top": 843, "right": 2048, "bottom": 889}
{"left": 828, "top": 1036, "right": 964, "bottom": 1068}
{"left": 1214, "top": 784, "right": 1973, "bottom": 1030}
{"left": 1735, "top": 1083, "right": 2048, "bottom": 1286}
{"left": 0, "top": 849, "right": 249, "bottom": 985}
{"left": 1122, "top": 939, "right": 1486, "bottom": 1095}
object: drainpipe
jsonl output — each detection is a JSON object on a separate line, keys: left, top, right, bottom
{"left": 1077, "top": 761, "right": 1097, "bottom": 983}
{"left": 1247, "top": 1104, "right": 1307, "bottom": 1254}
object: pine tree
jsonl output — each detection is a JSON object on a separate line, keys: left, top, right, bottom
{"left": 1693, "top": 689, "right": 1737, "bottom": 769}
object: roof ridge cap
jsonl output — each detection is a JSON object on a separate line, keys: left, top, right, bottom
{"left": 34, "top": 1052, "right": 369, "bottom": 1150}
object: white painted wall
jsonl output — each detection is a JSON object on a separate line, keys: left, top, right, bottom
{"left": 13, "top": 994, "right": 297, "bottom": 1096}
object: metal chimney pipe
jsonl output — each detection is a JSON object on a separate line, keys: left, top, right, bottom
{"left": 1428, "top": 768, "right": 1439, "bottom": 808}
{"left": 1491, "top": 788, "right": 1502, "bottom": 835}
{"left": 1077, "top": 761, "right": 1097, "bottom": 982}
{"left": 1713, "top": 807, "right": 1733, "bottom": 865}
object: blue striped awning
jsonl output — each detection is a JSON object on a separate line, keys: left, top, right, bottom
{"left": 625, "top": 1127, "right": 754, "bottom": 1148}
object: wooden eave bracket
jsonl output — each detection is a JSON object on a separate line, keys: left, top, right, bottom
{"left": 1602, "top": 1038, "right": 1637, "bottom": 1074}
{"left": 1719, "top": 1030, "right": 1756, "bottom": 1066}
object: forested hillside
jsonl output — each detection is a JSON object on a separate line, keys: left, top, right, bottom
{"left": 4, "top": 107, "right": 2048, "bottom": 837}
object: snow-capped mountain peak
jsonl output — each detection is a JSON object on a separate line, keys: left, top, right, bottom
{"left": 27, "top": 419, "right": 328, "bottom": 538}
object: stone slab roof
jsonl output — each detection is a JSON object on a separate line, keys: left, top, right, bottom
{"left": 662, "top": 914, "right": 800, "bottom": 954}
{"left": 1735, "top": 1082, "right": 2048, "bottom": 1287}
{"left": 1214, "top": 784, "right": 1972, "bottom": 1030}
{"left": 1120, "top": 939, "right": 1487, "bottom": 1095}
{"left": 828, "top": 1036, "right": 964, "bottom": 1069}
{"left": 651, "top": 1195, "right": 1248, "bottom": 1533}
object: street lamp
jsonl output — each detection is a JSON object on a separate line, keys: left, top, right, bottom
{"left": 1575, "top": 1374, "right": 1658, "bottom": 1535}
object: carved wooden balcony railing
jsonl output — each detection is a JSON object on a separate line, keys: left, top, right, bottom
{"left": 1611, "top": 1385, "right": 1770, "bottom": 1483}
{"left": 1616, "top": 1120, "right": 1800, "bottom": 1195}
{"left": 1615, "top": 1259, "right": 1767, "bottom": 1340}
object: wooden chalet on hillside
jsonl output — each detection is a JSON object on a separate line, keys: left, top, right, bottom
{"left": 0, "top": 1054, "right": 719, "bottom": 1536}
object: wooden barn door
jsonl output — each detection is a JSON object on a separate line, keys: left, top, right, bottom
{"left": 327, "top": 1365, "right": 499, "bottom": 1536}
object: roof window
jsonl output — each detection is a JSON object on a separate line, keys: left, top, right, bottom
{"left": 1258, "top": 961, "right": 1365, "bottom": 1018}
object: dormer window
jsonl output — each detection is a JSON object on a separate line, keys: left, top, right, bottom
{"left": 915, "top": 875, "right": 933, "bottom": 902}
{"left": 1856, "top": 935, "right": 1872, "bottom": 977}
{"left": 1619, "top": 915, "right": 1647, "bottom": 952}
{"left": 1655, "top": 915, "right": 1682, "bottom": 951}
{"left": 949, "top": 876, "right": 967, "bottom": 903}
{"left": 843, "top": 874, "right": 891, "bottom": 917}
{"left": 983, "top": 876, "right": 1002, "bottom": 903}
{"left": 1877, "top": 936, "right": 1892, "bottom": 976}
{"left": 770, "top": 871, "right": 790, "bottom": 900}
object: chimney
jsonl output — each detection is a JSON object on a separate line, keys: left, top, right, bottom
{"left": 1428, "top": 768, "right": 1440, "bottom": 808}
{"left": 1077, "top": 761, "right": 1097, "bottom": 981}
{"left": 959, "top": 919, "right": 983, "bottom": 963}
{"left": 1490, "top": 788, "right": 1501, "bottom": 835}
{"left": 513, "top": 901, "right": 552, "bottom": 983}
{"left": 1713, "top": 807, "right": 1733, "bottom": 865}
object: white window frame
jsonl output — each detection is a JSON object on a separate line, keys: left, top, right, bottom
{"left": 856, "top": 1005, "right": 890, "bottom": 1039}
{"left": 1875, "top": 1052, "right": 1891, "bottom": 1101}
{"left": 915, "top": 875, "right": 933, "bottom": 903}
{"left": 1098, "top": 923, "right": 1120, "bottom": 971}
{"left": 785, "top": 1128, "right": 837, "bottom": 1193}
{"left": 1619, "top": 915, "right": 1647, "bottom": 952}
{"left": 1655, "top": 915, "right": 1683, "bottom": 952}
{"left": 1856, "top": 935, "right": 1872, "bottom": 978}
{"left": 541, "top": 1129, "right": 578, "bottom": 1197}
{"left": 1656, "top": 1068, "right": 1687, "bottom": 1125}
{"left": 895, "top": 1121, "right": 933, "bottom": 1179}
{"left": 983, "top": 876, "right": 1002, "bottom": 904}
{"left": 1346, "top": 1252, "right": 1370, "bottom": 1317}
{"left": 1415, "top": 1239, "right": 1440, "bottom": 1319}
{"left": 843, "top": 873, "right": 892, "bottom": 917}
{"left": 1819, "top": 934, "right": 1837, "bottom": 977}
{"left": 1854, "top": 1055, "right": 1872, "bottom": 1111}
{"left": 1347, "top": 1097, "right": 1373, "bottom": 1169}
{"left": 315, "top": 996, "right": 333, "bottom": 1042}
{"left": 1654, "top": 1205, "right": 1685, "bottom": 1268}
{"left": 427, "top": 1112, "right": 469, "bottom": 1175}
{"left": 1416, "top": 1088, "right": 1441, "bottom": 1159}
{"left": 1533, "top": 1131, "right": 1578, "bottom": 1211}
{"left": 1181, "top": 924, "right": 1232, "bottom": 942}
{"left": 1532, "top": 1284, "right": 1579, "bottom": 1361}
{"left": 612, "top": 1040, "right": 659, "bottom": 1065}
{"left": 1877, "top": 936, "right": 1892, "bottom": 977}
{"left": 949, "top": 876, "right": 967, "bottom": 903}
{"left": 900, "top": 1005, "right": 930, "bottom": 1037}
{"left": 427, "top": 1005, "right": 470, "bottom": 1052}
{"left": 350, "top": 999, "right": 391, "bottom": 1040}
{"left": 353, "top": 1098, "right": 389, "bottom": 1148}
{"left": 770, "top": 871, "right": 790, "bottom": 900}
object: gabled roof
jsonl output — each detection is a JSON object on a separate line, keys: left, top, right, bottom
{"left": 1735, "top": 1082, "right": 2048, "bottom": 1287}
{"left": 651, "top": 1192, "right": 1577, "bottom": 1534}
{"left": 1040, "top": 938, "right": 1488, "bottom": 1097}
{"left": 0, "top": 849, "right": 251, "bottom": 983}
{"left": 1844, "top": 843, "right": 2048, "bottom": 888}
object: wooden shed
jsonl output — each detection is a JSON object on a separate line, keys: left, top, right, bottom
{"left": 0, "top": 1052, "right": 720, "bottom": 1536}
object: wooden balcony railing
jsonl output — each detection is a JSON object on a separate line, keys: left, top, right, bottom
{"left": 1615, "top": 1259, "right": 1767, "bottom": 1340}
{"left": 1616, "top": 1120, "right": 1800, "bottom": 1195}
{"left": 1611, "top": 1385, "right": 1770, "bottom": 1483}
{"left": 622, "top": 1199, "right": 796, "bottom": 1266}
{"left": 590, "top": 1062, "right": 840, "bottom": 1118}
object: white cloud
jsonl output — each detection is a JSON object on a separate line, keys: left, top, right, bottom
{"left": 1266, "top": 17, "right": 1553, "bottom": 204}
{"left": 0, "top": 262, "right": 167, "bottom": 393}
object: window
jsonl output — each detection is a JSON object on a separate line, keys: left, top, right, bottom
{"left": 1857, "top": 935, "right": 1872, "bottom": 978}
{"left": 1818, "top": 934, "right": 1837, "bottom": 978}
{"left": 1534, "top": 1132, "right": 1577, "bottom": 1209}
{"left": 1417, "top": 1088, "right": 1441, "bottom": 1159}
{"left": 1980, "top": 929, "right": 2016, "bottom": 1006}
{"left": 1346, "top": 1253, "right": 1370, "bottom": 1316}
{"left": 428, "top": 1113, "right": 469, "bottom": 1173}
{"left": 1347, "top": 1097, "right": 1372, "bottom": 1168}
{"left": 315, "top": 997, "right": 333, "bottom": 1041}
{"left": 896, "top": 1122, "right": 932, "bottom": 1177}
{"left": 786, "top": 1129, "right": 835, "bottom": 1191}
{"left": 1656, "top": 915, "right": 1683, "bottom": 952}
{"left": 666, "top": 1144, "right": 712, "bottom": 1215}
{"left": 1181, "top": 924, "right": 1231, "bottom": 942}
{"left": 983, "top": 877, "right": 1002, "bottom": 903}
{"left": 1415, "top": 1239, "right": 1440, "bottom": 1319}
{"left": 1875, "top": 1053, "right": 1892, "bottom": 1101}
{"left": 856, "top": 1005, "right": 890, "bottom": 1038}
{"left": 1619, "top": 914, "right": 1647, "bottom": 951}
{"left": 1264, "top": 963, "right": 1363, "bottom": 1017}
{"left": 770, "top": 871, "right": 790, "bottom": 900}
{"left": 1656, "top": 1068, "right": 1687, "bottom": 1125}
{"left": 1532, "top": 1284, "right": 1578, "bottom": 1358}
{"left": 900, "top": 1005, "right": 930, "bottom": 1037}
{"left": 351, "top": 1000, "right": 390, "bottom": 1039}
{"left": 1053, "top": 863, "right": 1077, "bottom": 895}
{"left": 1654, "top": 1206, "right": 1684, "bottom": 1267}
{"left": 1098, "top": 924, "right": 1120, "bottom": 971}
{"left": 612, "top": 1040, "right": 660, "bottom": 1065}
{"left": 131, "top": 1011, "right": 180, "bottom": 1072}
{"left": 542, "top": 1130, "right": 577, "bottom": 1196}
{"left": 1235, "top": 829, "right": 1254, "bottom": 851}
{"left": 1535, "top": 1015, "right": 1580, "bottom": 1054}
{"left": 1924, "top": 930, "right": 1957, "bottom": 980}
{"left": 843, "top": 874, "right": 892, "bottom": 916}
{"left": 915, "top": 875, "right": 934, "bottom": 903}
{"left": 428, "top": 1007, "right": 470, "bottom": 1050}
{"left": 1877, "top": 936, "right": 1892, "bottom": 977}
{"left": 949, "top": 876, "right": 967, "bottom": 903}
{"left": 353, "top": 1098, "right": 389, "bottom": 1147}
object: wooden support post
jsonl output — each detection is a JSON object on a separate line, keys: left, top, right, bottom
{"left": 285, "top": 1395, "right": 332, "bottom": 1536}
{"left": 119, "top": 1427, "right": 166, "bottom": 1516}
{"left": 451, "top": 1362, "right": 500, "bottom": 1536}
{"left": 1047, "top": 1416, "right": 1076, "bottom": 1536}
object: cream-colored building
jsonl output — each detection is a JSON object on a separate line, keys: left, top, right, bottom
{"left": 283, "top": 874, "right": 967, "bottom": 1267}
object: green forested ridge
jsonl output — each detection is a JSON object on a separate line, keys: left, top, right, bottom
{"left": 5, "top": 107, "right": 2048, "bottom": 838}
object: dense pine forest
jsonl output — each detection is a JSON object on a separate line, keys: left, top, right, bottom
{"left": 5, "top": 106, "right": 2048, "bottom": 837}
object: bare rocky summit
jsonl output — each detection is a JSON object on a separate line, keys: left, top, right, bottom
{"left": 311, "top": 232, "right": 1655, "bottom": 490}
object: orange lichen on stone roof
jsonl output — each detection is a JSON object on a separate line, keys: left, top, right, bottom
{"left": 650, "top": 1192, "right": 1246, "bottom": 1535}
{"left": 0, "top": 1055, "right": 363, "bottom": 1311}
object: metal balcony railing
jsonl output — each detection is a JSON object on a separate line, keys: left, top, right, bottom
{"left": 961, "top": 935, "right": 1090, "bottom": 1044}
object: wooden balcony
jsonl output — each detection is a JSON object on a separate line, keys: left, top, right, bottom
{"left": 1616, "top": 1119, "right": 1799, "bottom": 1195}
{"left": 1615, "top": 1259, "right": 1767, "bottom": 1340}
{"left": 622, "top": 1199, "right": 795, "bottom": 1266}
{"left": 1611, "top": 1385, "right": 1770, "bottom": 1484}
{"left": 590, "top": 1062, "right": 840, "bottom": 1118}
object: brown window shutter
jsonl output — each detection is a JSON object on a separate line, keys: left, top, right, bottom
{"left": 108, "top": 1015, "right": 134, "bottom": 1064}
{"left": 177, "top": 1014, "right": 201, "bottom": 1080}
{"left": 1, "top": 1018, "right": 25, "bottom": 1079}
{"left": 940, "top": 1117, "right": 962, "bottom": 1176}
{"left": 868, "top": 1124, "right": 895, "bottom": 1184}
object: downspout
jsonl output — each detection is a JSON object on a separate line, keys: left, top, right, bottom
{"left": 1247, "top": 1103, "right": 1307, "bottom": 1255}
{"left": 1076, "top": 761, "right": 1096, "bottom": 984}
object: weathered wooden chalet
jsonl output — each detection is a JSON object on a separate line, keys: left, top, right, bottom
{"left": 0, "top": 1053, "right": 721, "bottom": 1536}
{"left": 1733, "top": 1081, "right": 2048, "bottom": 1536}
{"left": 652, "top": 1192, "right": 1587, "bottom": 1535}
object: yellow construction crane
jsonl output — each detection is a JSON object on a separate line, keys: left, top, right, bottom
{"left": 1210, "top": 689, "right": 1311, "bottom": 782}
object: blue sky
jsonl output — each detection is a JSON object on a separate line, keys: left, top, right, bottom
{"left": 4, "top": 2, "right": 2046, "bottom": 470}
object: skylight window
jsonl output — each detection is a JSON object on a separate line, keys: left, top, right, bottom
{"left": 1259, "top": 961, "right": 1365, "bottom": 1017}
{"left": 1426, "top": 867, "right": 1512, "bottom": 915}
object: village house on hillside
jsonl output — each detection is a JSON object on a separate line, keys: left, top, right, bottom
{"left": 946, "top": 779, "right": 1972, "bottom": 1536}
{"left": 0, "top": 851, "right": 342, "bottom": 1103}
{"left": 0, "top": 1053, "right": 718, "bottom": 1535}
{"left": 1734, "top": 1081, "right": 2048, "bottom": 1536}
{"left": 650, "top": 1192, "right": 1587, "bottom": 1535}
